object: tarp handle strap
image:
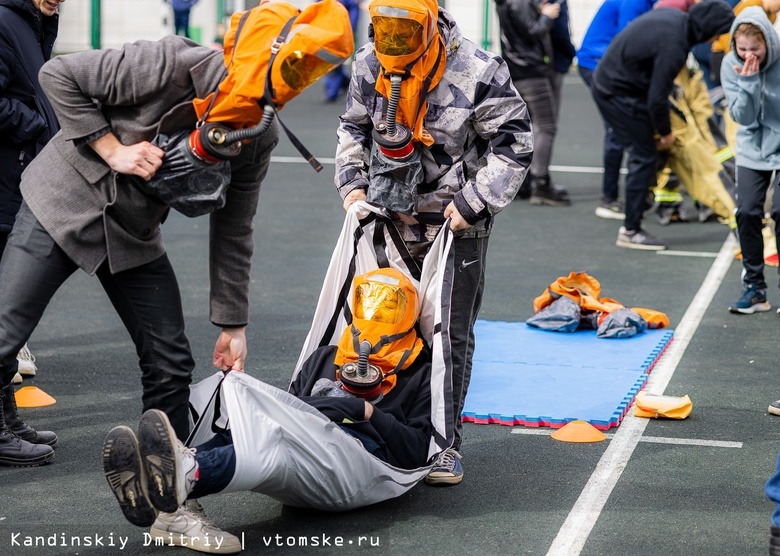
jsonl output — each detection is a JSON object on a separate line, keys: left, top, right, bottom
{"left": 186, "top": 373, "right": 229, "bottom": 447}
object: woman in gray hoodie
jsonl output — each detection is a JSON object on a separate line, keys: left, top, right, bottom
{"left": 721, "top": 6, "right": 780, "bottom": 314}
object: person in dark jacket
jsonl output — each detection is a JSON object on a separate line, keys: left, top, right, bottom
{"left": 0, "top": 0, "right": 62, "bottom": 455}
{"left": 577, "top": 0, "right": 657, "bottom": 220}
{"left": 495, "top": 0, "right": 570, "bottom": 206}
{"left": 591, "top": 0, "right": 734, "bottom": 250}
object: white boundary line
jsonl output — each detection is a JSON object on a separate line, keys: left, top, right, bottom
{"left": 657, "top": 250, "right": 719, "bottom": 258}
{"left": 545, "top": 233, "right": 738, "bottom": 556}
{"left": 510, "top": 429, "right": 742, "bottom": 449}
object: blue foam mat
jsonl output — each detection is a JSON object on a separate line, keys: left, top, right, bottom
{"left": 462, "top": 321, "right": 674, "bottom": 429}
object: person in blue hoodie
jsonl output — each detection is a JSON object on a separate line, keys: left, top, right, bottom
{"left": 577, "top": 0, "right": 657, "bottom": 221}
{"left": 170, "top": 0, "right": 199, "bottom": 39}
{"left": 721, "top": 7, "right": 780, "bottom": 314}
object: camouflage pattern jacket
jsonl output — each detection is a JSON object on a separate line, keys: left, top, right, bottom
{"left": 335, "top": 8, "right": 533, "bottom": 242}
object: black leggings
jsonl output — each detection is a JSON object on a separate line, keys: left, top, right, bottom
{"left": 735, "top": 166, "right": 780, "bottom": 290}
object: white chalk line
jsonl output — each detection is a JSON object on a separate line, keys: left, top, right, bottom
{"left": 510, "top": 428, "right": 742, "bottom": 449}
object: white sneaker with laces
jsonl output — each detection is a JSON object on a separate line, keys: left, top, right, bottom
{"left": 424, "top": 448, "right": 464, "bottom": 485}
{"left": 16, "top": 344, "right": 36, "bottom": 377}
{"left": 149, "top": 499, "right": 241, "bottom": 554}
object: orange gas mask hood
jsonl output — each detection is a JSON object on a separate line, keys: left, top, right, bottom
{"left": 335, "top": 268, "right": 424, "bottom": 398}
{"left": 193, "top": 0, "right": 354, "bottom": 127}
{"left": 188, "top": 0, "right": 354, "bottom": 170}
{"left": 369, "top": 0, "right": 445, "bottom": 150}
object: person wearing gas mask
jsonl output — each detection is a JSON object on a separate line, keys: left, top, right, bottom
{"left": 102, "top": 268, "right": 433, "bottom": 551}
{"left": 335, "top": 0, "right": 533, "bottom": 485}
{"left": 0, "top": 0, "right": 352, "bottom": 546}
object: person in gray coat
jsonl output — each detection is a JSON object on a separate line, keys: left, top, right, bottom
{"left": 0, "top": 30, "right": 280, "bottom": 474}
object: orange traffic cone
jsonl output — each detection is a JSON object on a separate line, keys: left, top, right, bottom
{"left": 14, "top": 386, "right": 56, "bottom": 408}
{"left": 551, "top": 420, "right": 606, "bottom": 443}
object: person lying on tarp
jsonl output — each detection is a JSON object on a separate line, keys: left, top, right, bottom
{"left": 102, "top": 268, "right": 432, "bottom": 552}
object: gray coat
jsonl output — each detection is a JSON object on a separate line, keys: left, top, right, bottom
{"left": 20, "top": 35, "right": 278, "bottom": 327}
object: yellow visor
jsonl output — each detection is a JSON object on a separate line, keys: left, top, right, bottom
{"left": 280, "top": 50, "right": 340, "bottom": 92}
{"left": 354, "top": 275, "right": 409, "bottom": 325}
{"left": 372, "top": 15, "right": 425, "bottom": 57}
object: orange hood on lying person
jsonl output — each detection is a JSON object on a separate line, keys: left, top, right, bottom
{"left": 192, "top": 0, "right": 354, "bottom": 128}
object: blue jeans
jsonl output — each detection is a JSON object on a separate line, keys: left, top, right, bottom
{"left": 173, "top": 9, "right": 191, "bottom": 38}
{"left": 578, "top": 66, "right": 624, "bottom": 202}
{"left": 766, "top": 451, "right": 780, "bottom": 526}
{"left": 189, "top": 432, "right": 236, "bottom": 499}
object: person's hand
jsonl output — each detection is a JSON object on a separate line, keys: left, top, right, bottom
{"left": 656, "top": 132, "right": 675, "bottom": 150}
{"left": 364, "top": 401, "right": 374, "bottom": 420}
{"left": 736, "top": 53, "right": 760, "bottom": 76}
{"left": 444, "top": 201, "right": 471, "bottom": 231}
{"left": 541, "top": 1, "right": 561, "bottom": 19}
{"left": 213, "top": 327, "right": 247, "bottom": 372}
{"left": 343, "top": 188, "right": 367, "bottom": 211}
{"left": 90, "top": 132, "right": 164, "bottom": 180}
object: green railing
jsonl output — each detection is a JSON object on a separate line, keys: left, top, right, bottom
{"left": 91, "top": 0, "right": 101, "bottom": 49}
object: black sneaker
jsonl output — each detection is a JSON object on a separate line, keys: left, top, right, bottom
{"left": 515, "top": 175, "right": 531, "bottom": 200}
{"left": 769, "top": 400, "right": 780, "bottom": 416}
{"left": 695, "top": 201, "right": 717, "bottom": 223}
{"left": 615, "top": 227, "right": 668, "bottom": 250}
{"left": 529, "top": 176, "right": 571, "bottom": 207}
{"left": 595, "top": 199, "right": 625, "bottom": 220}
{"left": 137, "top": 409, "right": 197, "bottom": 514}
{"left": 102, "top": 425, "right": 158, "bottom": 527}
{"left": 728, "top": 285, "right": 770, "bottom": 314}
{"left": 653, "top": 202, "right": 688, "bottom": 226}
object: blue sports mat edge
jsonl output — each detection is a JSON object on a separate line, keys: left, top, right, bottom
{"left": 461, "top": 321, "right": 674, "bottom": 430}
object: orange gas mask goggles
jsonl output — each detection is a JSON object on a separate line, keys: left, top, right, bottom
{"left": 334, "top": 268, "right": 424, "bottom": 400}
{"left": 189, "top": 0, "right": 354, "bottom": 168}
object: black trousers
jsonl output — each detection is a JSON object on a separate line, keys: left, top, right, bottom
{"left": 735, "top": 166, "right": 780, "bottom": 290}
{"left": 592, "top": 89, "right": 657, "bottom": 231}
{"left": 0, "top": 203, "right": 194, "bottom": 439}
{"left": 449, "top": 236, "right": 488, "bottom": 451}
{"left": 409, "top": 235, "right": 488, "bottom": 451}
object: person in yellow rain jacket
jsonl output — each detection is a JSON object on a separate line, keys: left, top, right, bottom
{"left": 652, "top": 64, "right": 737, "bottom": 229}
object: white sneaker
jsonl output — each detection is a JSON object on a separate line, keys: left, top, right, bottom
{"left": 149, "top": 500, "right": 241, "bottom": 554}
{"left": 12, "top": 372, "right": 22, "bottom": 384}
{"left": 16, "top": 344, "right": 36, "bottom": 377}
{"left": 138, "top": 409, "right": 198, "bottom": 513}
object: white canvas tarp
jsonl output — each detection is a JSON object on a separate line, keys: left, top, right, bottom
{"left": 188, "top": 203, "right": 455, "bottom": 511}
